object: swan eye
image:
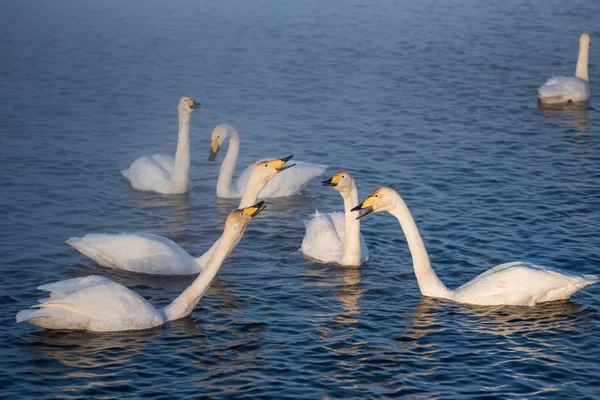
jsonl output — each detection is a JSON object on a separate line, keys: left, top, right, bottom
{"left": 342, "top": 175, "right": 345, "bottom": 178}
{"left": 375, "top": 195, "right": 379, "bottom": 197}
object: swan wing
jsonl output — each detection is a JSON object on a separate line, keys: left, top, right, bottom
{"left": 454, "top": 261, "right": 597, "bottom": 306}
{"left": 121, "top": 156, "right": 171, "bottom": 193}
{"left": 150, "top": 154, "right": 175, "bottom": 175}
{"left": 301, "top": 211, "right": 343, "bottom": 263}
{"left": 538, "top": 76, "right": 590, "bottom": 103}
{"left": 16, "top": 276, "right": 163, "bottom": 331}
{"left": 237, "top": 160, "right": 327, "bottom": 198}
{"left": 67, "top": 233, "right": 200, "bottom": 275}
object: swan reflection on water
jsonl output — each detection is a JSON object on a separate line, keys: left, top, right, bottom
{"left": 538, "top": 103, "right": 593, "bottom": 158}
{"left": 402, "top": 296, "right": 594, "bottom": 341}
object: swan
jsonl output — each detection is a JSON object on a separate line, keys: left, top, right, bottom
{"left": 16, "top": 202, "right": 266, "bottom": 332}
{"left": 66, "top": 157, "right": 294, "bottom": 275}
{"left": 538, "top": 33, "right": 591, "bottom": 105}
{"left": 352, "top": 187, "right": 598, "bottom": 306}
{"left": 300, "top": 171, "right": 369, "bottom": 266}
{"left": 209, "top": 123, "right": 327, "bottom": 198}
{"left": 121, "top": 96, "right": 201, "bottom": 194}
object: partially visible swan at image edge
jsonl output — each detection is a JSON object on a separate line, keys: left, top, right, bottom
{"left": 301, "top": 171, "right": 369, "bottom": 267}
{"left": 121, "top": 96, "right": 201, "bottom": 194}
{"left": 209, "top": 123, "right": 327, "bottom": 199}
{"left": 66, "top": 157, "right": 295, "bottom": 275}
{"left": 353, "top": 187, "right": 598, "bottom": 306}
{"left": 538, "top": 33, "right": 591, "bottom": 105}
{"left": 16, "top": 202, "right": 266, "bottom": 332}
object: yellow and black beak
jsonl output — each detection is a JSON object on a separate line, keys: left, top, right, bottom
{"left": 266, "top": 155, "right": 295, "bottom": 172}
{"left": 208, "top": 138, "right": 220, "bottom": 161}
{"left": 350, "top": 195, "right": 376, "bottom": 219}
{"left": 185, "top": 98, "right": 201, "bottom": 109}
{"left": 242, "top": 201, "right": 266, "bottom": 217}
{"left": 321, "top": 174, "right": 341, "bottom": 187}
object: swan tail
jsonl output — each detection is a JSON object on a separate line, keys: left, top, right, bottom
{"left": 16, "top": 307, "right": 89, "bottom": 330}
{"left": 583, "top": 274, "right": 599, "bottom": 282}
{"left": 66, "top": 237, "right": 118, "bottom": 269}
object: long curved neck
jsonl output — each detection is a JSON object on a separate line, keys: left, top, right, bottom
{"left": 238, "top": 173, "right": 266, "bottom": 208}
{"left": 216, "top": 129, "right": 240, "bottom": 198}
{"left": 576, "top": 42, "right": 589, "bottom": 81}
{"left": 340, "top": 186, "right": 362, "bottom": 266}
{"left": 168, "top": 113, "right": 191, "bottom": 193}
{"left": 388, "top": 195, "right": 451, "bottom": 298}
{"left": 163, "top": 229, "right": 240, "bottom": 321}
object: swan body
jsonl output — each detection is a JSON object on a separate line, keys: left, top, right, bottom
{"left": 353, "top": 187, "right": 598, "bottom": 306}
{"left": 209, "top": 123, "right": 327, "bottom": 199}
{"left": 538, "top": 33, "right": 591, "bottom": 105}
{"left": 67, "top": 157, "right": 294, "bottom": 275}
{"left": 16, "top": 202, "right": 266, "bottom": 331}
{"left": 122, "top": 97, "right": 201, "bottom": 194}
{"left": 301, "top": 171, "right": 369, "bottom": 266}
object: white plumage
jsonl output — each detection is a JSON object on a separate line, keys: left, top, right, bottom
{"left": 301, "top": 211, "right": 369, "bottom": 265}
{"left": 122, "top": 97, "right": 200, "bottom": 194}
{"left": 301, "top": 171, "right": 368, "bottom": 266}
{"left": 354, "top": 187, "right": 598, "bottom": 306}
{"left": 67, "top": 158, "right": 293, "bottom": 275}
{"left": 209, "top": 124, "right": 326, "bottom": 199}
{"left": 538, "top": 33, "right": 591, "bottom": 105}
{"left": 16, "top": 204, "right": 265, "bottom": 331}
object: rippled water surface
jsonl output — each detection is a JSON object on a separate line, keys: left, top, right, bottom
{"left": 2, "top": 0, "right": 600, "bottom": 398}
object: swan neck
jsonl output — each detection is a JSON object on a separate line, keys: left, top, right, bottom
{"left": 576, "top": 41, "right": 589, "bottom": 81}
{"left": 163, "top": 230, "right": 239, "bottom": 321}
{"left": 340, "top": 186, "right": 362, "bottom": 266}
{"left": 388, "top": 196, "right": 451, "bottom": 298}
{"left": 168, "top": 114, "right": 191, "bottom": 193}
{"left": 216, "top": 129, "right": 240, "bottom": 198}
{"left": 238, "top": 172, "right": 266, "bottom": 208}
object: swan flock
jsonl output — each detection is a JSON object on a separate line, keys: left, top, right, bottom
{"left": 17, "top": 32, "right": 597, "bottom": 332}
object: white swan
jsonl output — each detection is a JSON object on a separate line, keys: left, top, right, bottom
{"left": 66, "top": 157, "right": 294, "bottom": 275}
{"left": 301, "top": 171, "right": 369, "bottom": 266}
{"left": 538, "top": 33, "right": 591, "bottom": 105}
{"left": 209, "top": 123, "right": 327, "bottom": 198}
{"left": 16, "top": 202, "right": 266, "bottom": 332}
{"left": 121, "top": 96, "right": 201, "bottom": 194}
{"left": 353, "top": 187, "right": 598, "bottom": 306}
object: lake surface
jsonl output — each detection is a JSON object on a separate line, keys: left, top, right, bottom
{"left": 2, "top": 0, "right": 600, "bottom": 397}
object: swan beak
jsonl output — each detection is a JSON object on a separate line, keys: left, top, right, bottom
{"left": 186, "top": 98, "right": 201, "bottom": 109}
{"left": 321, "top": 175, "right": 341, "bottom": 187}
{"left": 351, "top": 195, "right": 376, "bottom": 219}
{"left": 208, "top": 139, "right": 220, "bottom": 161}
{"left": 242, "top": 201, "right": 266, "bottom": 217}
{"left": 266, "top": 155, "right": 296, "bottom": 172}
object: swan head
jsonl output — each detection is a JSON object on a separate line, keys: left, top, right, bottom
{"left": 178, "top": 96, "right": 201, "bottom": 115}
{"left": 580, "top": 33, "right": 591, "bottom": 48}
{"left": 224, "top": 201, "right": 266, "bottom": 234}
{"left": 351, "top": 187, "right": 398, "bottom": 219}
{"left": 321, "top": 170, "right": 355, "bottom": 194}
{"left": 209, "top": 123, "right": 235, "bottom": 161}
{"left": 252, "top": 156, "right": 296, "bottom": 184}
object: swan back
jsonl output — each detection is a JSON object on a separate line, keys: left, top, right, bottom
{"left": 16, "top": 276, "right": 164, "bottom": 331}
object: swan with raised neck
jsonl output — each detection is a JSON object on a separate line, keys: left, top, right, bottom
{"left": 353, "top": 187, "right": 597, "bottom": 306}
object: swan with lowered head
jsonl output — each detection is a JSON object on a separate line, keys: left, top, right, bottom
{"left": 353, "top": 187, "right": 598, "bottom": 306}
{"left": 66, "top": 157, "right": 294, "bottom": 275}
{"left": 16, "top": 202, "right": 266, "bottom": 332}
{"left": 301, "top": 171, "right": 369, "bottom": 266}
{"left": 121, "top": 96, "right": 201, "bottom": 194}
{"left": 538, "top": 33, "right": 591, "bottom": 105}
{"left": 209, "top": 123, "right": 327, "bottom": 199}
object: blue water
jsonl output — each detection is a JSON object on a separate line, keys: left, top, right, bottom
{"left": 2, "top": 0, "right": 600, "bottom": 397}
